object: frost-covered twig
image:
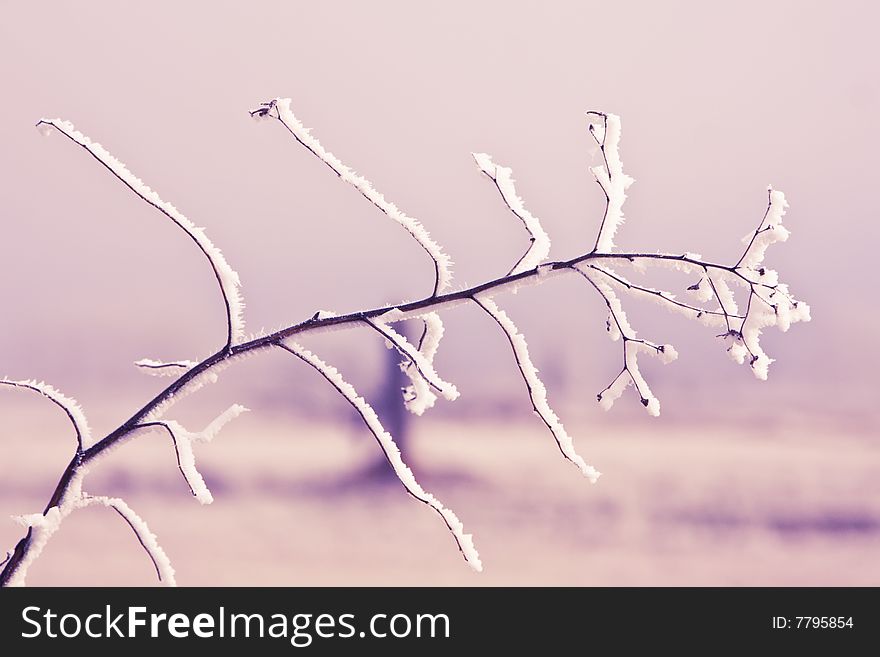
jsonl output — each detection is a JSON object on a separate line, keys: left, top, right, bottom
{"left": 574, "top": 267, "right": 677, "bottom": 416}
{"left": 364, "top": 317, "right": 459, "bottom": 404}
{"left": 377, "top": 311, "right": 447, "bottom": 416}
{"left": 471, "top": 295, "right": 601, "bottom": 482}
{"left": 587, "top": 112, "right": 634, "bottom": 253}
{"left": 136, "top": 404, "right": 248, "bottom": 505}
{"left": 0, "top": 379, "right": 90, "bottom": 451}
{"left": 586, "top": 264, "right": 738, "bottom": 321}
{"left": 134, "top": 358, "right": 198, "bottom": 377}
{"left": 472, "top": 152, "right": 551, "bottom": 275}
{"left": 79, "top": 495, "right": 176, "bottom": 585}
{"left": 5, "top": 470, "right": 175, "bottom": 586}
{"left": 2, "top": 101, "right": 808, "bottom": 586}
{"left": 35, "top": 119, "right": 246, "bottom": 348}
{"left": 0, "top": 381, "right": 238, "bottom": 586}
{"left": 276, "top": 342, "right": 481, "bottom": 571}
{"left": 251, "top": 98, "right": 453, "bottom": 296}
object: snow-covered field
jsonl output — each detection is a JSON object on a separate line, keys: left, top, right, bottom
{"left": 2, "top": 412, "right": 877, "bottom": 586}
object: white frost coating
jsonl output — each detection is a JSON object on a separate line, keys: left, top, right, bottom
{"left": 37, "top": 119, "right": 246, "bottom": 344}
{"left": 367, "top": 320, "right": 459, "bottom": 403}
{"left": 142, "top": 346, "right": 266, "bottom": 422}
{"left": 738, "top": 188, "right": 790, "bottom": 269}
{"left": 194, "top": 404, "right": 249, "bottom": 443}
{"left": 473, "top": 295, "right": 601, "bottom": 483}
{"left": 419, "top": 312, "right": 445, "bottom": 362}
{"left": 400, "top": 361, "right": 438, "bottom": 416}
{"left": 374, "top": 297, "right": 476, "bottom": 324}
{"left": 472, "top": 152, "right": 551, "bottom": 274}
{"left": 375, "top": 311, "right": 446, "bottom": 415}
{"left": 585, "top": 263, "right": 727, "bottom": 327}
{"left": 657, "top": 344, "right": 679, "bottom": 364}
{"left": 377, "top": 308, "right": 405, "bottom": 323}
{"left": 78, "top": 496, "right": 176, "bottom": 585}
{"left": 605, "top": 312, "right": 621, "bottom": 341}
{"left": 587, "top": 113, "right": 635, "bottom": 252}
{"left": 626, "top": 343, "right": 661, "bottom": 417}
{"left": 648, "top": 256, "right": 702, "bottom": 276}
{"left": 575, "top": 268, "right": 675, "bottom": 416}
{"left": 134, "top": 358, "right": 197, "bottom": 377}
{"left": 598, "top": 373, "right": 631, "bottom": 411}
{"left": 598, "top": 346, "right": 665, "bottom": 417}
{"left": 8, "top": 506, "right": 64, "bottom": 587}
{"left": 10, "top": 485, "right": 176, "bottom": 586}
{"left": 159, "top": 404, "right": 249, "bottom": 504}
{"left": 282, "top": 341, "right": 482, "bottom": 571}
{"left": 774, "top": 289, "right": 811, "bottom": 333}
{"left": 723, "top": 331, "right": 750, "bottom": 365}
{"left": 6, "top": 469, "right": 85, "bottom": 586}
{"left": 266, "top": 98, "right": 453, "bottom": 293}
{"left": 0, "top": 378, "right": 91, "bottom": 449}
{"left": 709, "top": 273, "right": 739, "bottom": 316}
{"left": 738, "top": 266, "right": 780, "bottom": 287}
{"left": 687, "top": 276, "right": 715, "bottom": 303}
{"left": 740, "top": 302, "right": 777, "bottom": 380}
{"left": 143, "top": 370, "right": 218, "bottom": 422}
{"left": 397, "top": 312, "right": 447, "bottom": 415}
{"left": 165, "top": 425, "right": 210, "bottom": 503}
{"left": 717, "top": 187, "right": 810, "bottom": 378}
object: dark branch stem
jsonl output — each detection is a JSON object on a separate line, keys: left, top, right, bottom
{"left": 136, "top": 362, "right": 192, "bottom": 371}
{"left": 704, "top": 271, "right": 734, "bottom": 333}
{"left": 135, "top": 422, "right": 197, "bottom": 498}
{"left": 0, "top": 246, "right": 755, "bottom": 586}
{"left": 508, "top": 238, "right": 536, "bottom": 276}
{"left": 587, "top": 112, "right": 612, "bottom": 253}
{"left": 584, "top": 263, "right": 740, "bottom": 320}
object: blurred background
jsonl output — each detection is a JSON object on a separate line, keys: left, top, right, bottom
{"left": 1, "top": 1, "right": 878, "bottom": 585}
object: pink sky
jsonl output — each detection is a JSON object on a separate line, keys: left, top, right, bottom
{"left": 1, "top": 1, "right": 877, "bottom": 429}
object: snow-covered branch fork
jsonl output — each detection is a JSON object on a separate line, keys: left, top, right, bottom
{"left": 0, "top": 100, "right": 809, "bottom": 586}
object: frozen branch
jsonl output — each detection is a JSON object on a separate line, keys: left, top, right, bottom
{"left": 385, "top": 311, "right": 447, "bottom": 416}
{"left": 472, "top": 152, "right": 551, "bottom": 275}
{"left": 79, "top": 495, "right": 176, "bottom": 585}
{"left": 471, "top": 295, "right": 601, "bottom": 482}
{"left": 36, "top": 119, "right": 246, "bottom": 348}
{"left": 7, "top": 489, "right": 175, "bottom": 587}
{"left": 137, "top": 404, "right": 248, "bottom": 505}
{"left": 276, "top": 341, "right": 482, "bottom": 571}
{"left": 585, "top": 263, "right": 738, "bottom": 322}
{"left": 364, "top": 316, "right": 459, "bottom": 404}
{"left": 573, "top": 266, "right": 677, "bottom": 416}
{"left": 251, "top": 98, "right": 453, "bottom": 296}
{"left": 0, "top": 379, "right": 90, "bottom": 451}
{"left": 2, "top": 100, "right": 809, "bottom": 586}
{"left": 737, "top": 187, "right": 790, "bottom": 269}
{"left": 587, "top": 112, "right": 634, "bottom": 252}
{"left": 134, "top": 358, "right": 197, "bottom": 377}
